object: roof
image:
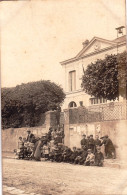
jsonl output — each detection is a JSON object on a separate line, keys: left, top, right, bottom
{"left": 60, "top": 35, "right": 126, "bottom": 65}
{"left": 113, "top": 35, "right": 126, "bottom": 43}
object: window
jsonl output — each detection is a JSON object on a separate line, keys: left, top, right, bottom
{"left": 69, "top": 71, "right": 76, "bottom": 91}
{"left": 90, "top": 97, "right": 107, "bottom": 105}
{"left": 68, "top": 101, "right": 77, "bottom": 108}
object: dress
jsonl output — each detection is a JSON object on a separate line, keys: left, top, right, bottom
{"left": 34, "top": 140, "right": 43, "bottom": 161}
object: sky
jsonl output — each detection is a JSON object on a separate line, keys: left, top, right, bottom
{"left": 1, "top": 0, "right": 126, "bottom": 88}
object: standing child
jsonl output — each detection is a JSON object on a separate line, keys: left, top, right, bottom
{"left": 43, "top": 144, "right": 49, "bottom": 160}
{"left": 17, "top": 137, "right": 24, "bottom": 159}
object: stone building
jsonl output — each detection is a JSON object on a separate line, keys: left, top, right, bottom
{"left": 60, "top": 34, "right": 126, "bottom": 110}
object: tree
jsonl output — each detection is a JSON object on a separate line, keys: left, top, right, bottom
{"left": 81, "top": 51, "right": 127, "bottom": 101}
{"left": 2, "top": 80, "right": 66, "bottom": 129}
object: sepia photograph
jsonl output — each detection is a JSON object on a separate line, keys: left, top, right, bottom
{"left": 1, "top": 0, "right": 127, "bottom": 194}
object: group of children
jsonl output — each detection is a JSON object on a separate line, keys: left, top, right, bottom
{"left": 15, "top": 127, "right": 115, "bottom": 167}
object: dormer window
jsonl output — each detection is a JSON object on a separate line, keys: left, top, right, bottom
{"left": 69, "top": 70, "right": 76, "bottom": 91}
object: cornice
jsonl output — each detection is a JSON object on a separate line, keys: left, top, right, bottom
{"left": 60, "top": 42, "right": 126, "bottom": 66}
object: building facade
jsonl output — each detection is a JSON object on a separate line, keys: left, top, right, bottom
{"left": 60, "top": 35, "right": 126, "bottom": 110}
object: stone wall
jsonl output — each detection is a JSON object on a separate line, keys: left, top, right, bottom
{"left": 64, "top": 116, "right": 127, "bottom": 160}
{"left": 2, "top": 110, "right": 59, "bottom": 153}
{"left": 2, "top": 126, "right": 47, "bottom": 152}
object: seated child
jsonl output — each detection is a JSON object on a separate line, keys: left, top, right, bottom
{"left": 85, "top": 149, "right": 95, "bottom": 166}
{"left": 95, "top": 147, "right": 104, "bottom": 167}
{"left": 74, "top": 148, "right": 83, "bottom": 164}
{"left": 69, "top": 147, "right": 78, "bottom": 163}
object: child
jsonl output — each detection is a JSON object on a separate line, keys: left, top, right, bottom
{"left": 43, "top": 144, "right": 49, "bottom": 160}
{"left": 18, "top": 137, "right": 24, "bottom": 149}
{"left": 95, "top": 147, "right": 104, "bottom": 166}
{"left": 17, "top": 137, "right": 24, "bottom": 159}
{"left": 85, "top": 149, "right": 95, "bottom": 166}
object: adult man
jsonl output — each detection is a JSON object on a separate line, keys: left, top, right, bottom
{"left": 26, "top": 130, "right": 35, "bottom": 143}
{"left": 100, "top": 135, "right": 116, "bottom": 159}
{"left": 80, "top": 134, "right": 88, "bottom": 149}
{"left": 105, "top": 135, "right": 116, "bottom": 158}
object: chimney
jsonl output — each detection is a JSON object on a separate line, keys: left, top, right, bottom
{"left": 82, "top": 39, "right": 89, "bottom": 48}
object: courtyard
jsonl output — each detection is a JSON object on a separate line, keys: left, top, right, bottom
{"left": 2, "top": 156, "right": 127, "bottom": 195}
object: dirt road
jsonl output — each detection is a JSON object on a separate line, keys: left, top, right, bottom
{"left": 2, "top": 158, "right": 127, "bottom": 195}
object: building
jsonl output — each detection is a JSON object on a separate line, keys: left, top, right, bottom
{"left": 60, "top": 34, "right": 126, "bottom": 110}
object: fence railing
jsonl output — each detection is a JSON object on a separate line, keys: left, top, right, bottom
{"left": 69, "top": 101, "right": 127, "bottom": 124}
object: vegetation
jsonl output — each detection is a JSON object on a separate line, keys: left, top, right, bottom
{"left": 2, "top": 80, "right": 65, "bottom": 129}
{"left": 81, "top": 51, "right": 127, "bottom": 100}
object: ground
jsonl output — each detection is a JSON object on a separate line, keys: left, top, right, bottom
{"left": 2, "top": 155, "right": 127, "bottom": 195}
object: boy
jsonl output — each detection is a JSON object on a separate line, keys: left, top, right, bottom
{"left": 85, "top": 149, "right": 95, "bottom": 166}
{"left": 95, "top": 147, "right": 104, "bottom": 166}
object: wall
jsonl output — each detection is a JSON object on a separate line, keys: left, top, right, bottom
{"left": 2, "top": 110, "right": 58, "bottom": 153}
{"left": 64, "top": 103, "right": 127, "bottom": 160}
{"left": 64, "top": 119, "right": 127, "bottom": 160}
{"left": 2, "top": 126, "right": 47, "bottom": 152}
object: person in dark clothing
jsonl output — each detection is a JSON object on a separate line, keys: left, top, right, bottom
{"left": 105, "top": 136, "right": 116, "bottom": 158}
{"left": 69, "top": 147, "right": 79, "bottom": 163}
{"left": 76, "top": 146, "right": 88, "bottom": 165}
{"left": 88, "top": 135, "right": 95, "bottom": 153}
{"left": 95, "top": 147, "right": 104, "bottom": 166}
{"left": 47, "top": 127, "right": 53, "bottom": 141}
{"left": 54, "top": 132, "right": 62, "bottom": 145}
{"left": 62, "top": 147, "right": 73, "bottom": 162}
{"left": 80, "top": 134, "right": 88, "bottom": 149}
{"left": 94, "top": 135, "right": 101, "bottom": 153}
{"left": 100, "top": 135, "right": 116, "bottom": 159}
{"left": 26, "top": 130, "right": 35, "bottom": 143}
{"left": 53, "top": 144, "right": 64, "bottom": 162}
{"left": 74, "top": 148, "right": 83, "bottom": 164}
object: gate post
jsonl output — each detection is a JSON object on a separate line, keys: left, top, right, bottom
{"left": 45, "top": 111, "right": 57, "bottom": 132}
{"left": 63, "top": 109, "right": 70, "bottom": 147}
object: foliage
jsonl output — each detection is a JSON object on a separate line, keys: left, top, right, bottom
{"left": 2, "top": 80, "right": 65, "bottom": 129}
{"left": 81, "top": 51, "right": 127, "bottom": 100}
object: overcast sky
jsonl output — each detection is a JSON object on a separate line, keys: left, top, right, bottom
{"left": 1, "top": 0, "right": 125, "bottom": 88}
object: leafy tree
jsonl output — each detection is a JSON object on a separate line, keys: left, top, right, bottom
{"left": 81, "top": 51, "right": 127, "bottom": 100}
{"left": 2, "top": 80, "right": 65, "bottom": 129}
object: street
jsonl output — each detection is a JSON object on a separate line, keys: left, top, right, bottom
{"left": 2, "top": 158, "right": 127, "bottom": 195}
